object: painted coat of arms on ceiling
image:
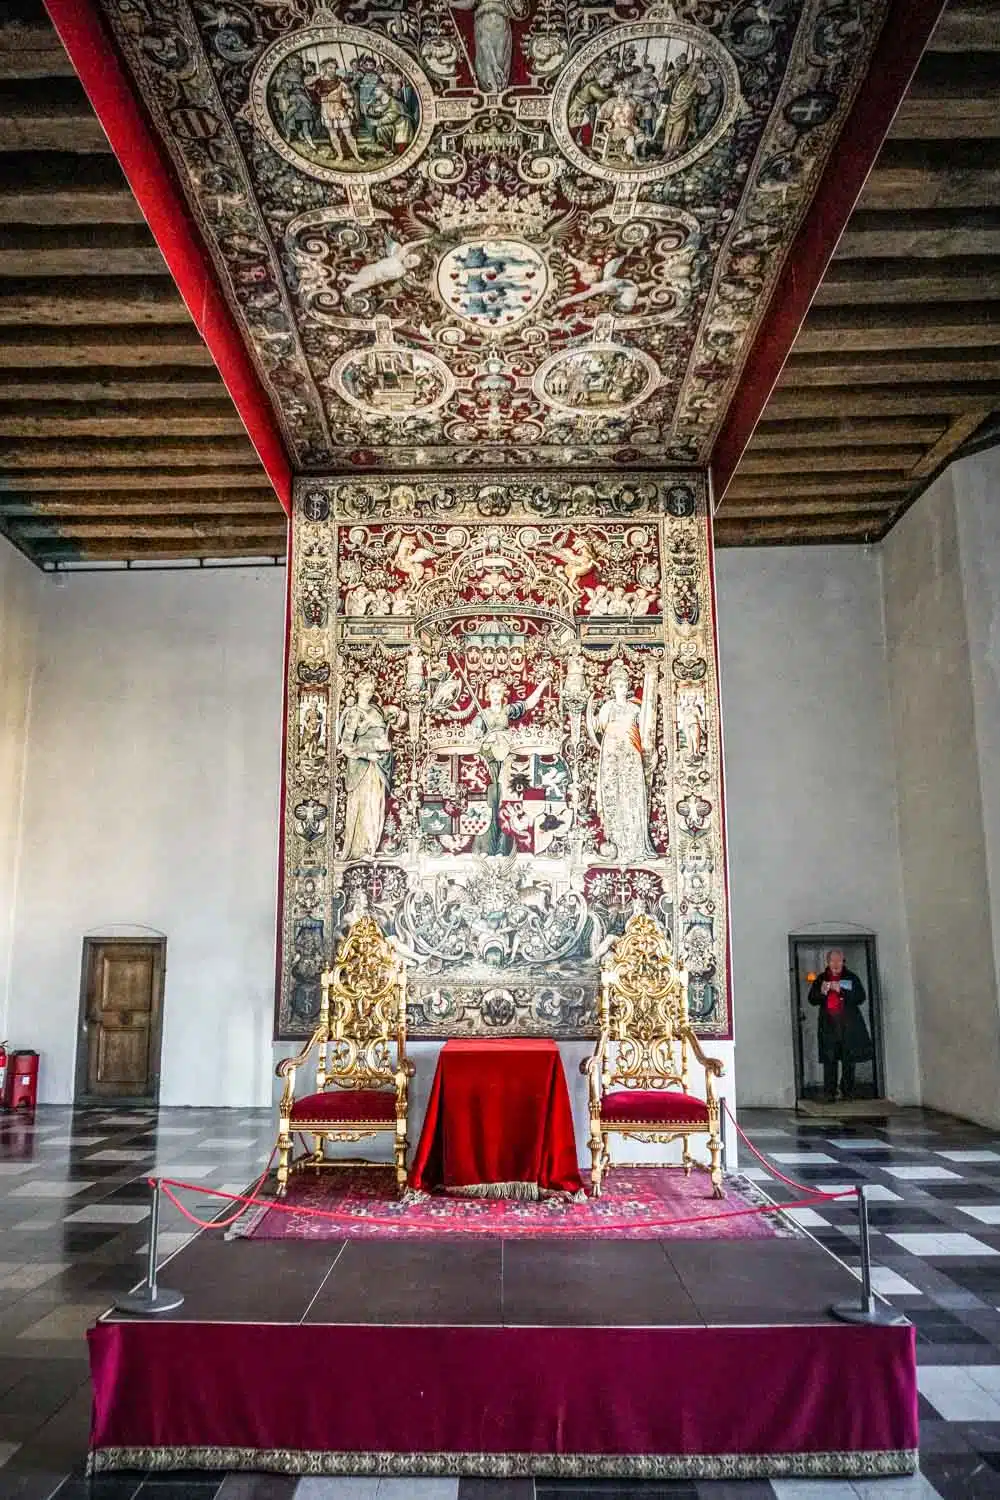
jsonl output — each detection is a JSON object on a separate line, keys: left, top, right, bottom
{"left": 279, "top": 473, "right": 729, "bottom": 1042}
{"left": 98, "top": 0, "right": 888, "bottom": 471}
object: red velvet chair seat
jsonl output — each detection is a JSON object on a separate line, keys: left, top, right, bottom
{"left": 289, "top": 1088, "right": 396, "bottom": 1124}
{"left": 602, "top": 1089, "right": 709, "bottom": 1126}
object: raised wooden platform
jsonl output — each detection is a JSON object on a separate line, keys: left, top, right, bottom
{"left": 87, "top": 1228, "right": 918, "bottom": 1481}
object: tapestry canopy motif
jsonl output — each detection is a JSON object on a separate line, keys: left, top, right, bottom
{"left": 95, "top": 0, "right": 888, "bottom": 473}
{"left": 280, "top": 474, "right": 730, "bottom": 1040}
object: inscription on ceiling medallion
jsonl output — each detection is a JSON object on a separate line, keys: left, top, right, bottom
{"left": 551, "top": 22, "right": 742, "bottom": 184}
{"left": 250, "top": 25, "right": 436, "bottom": 186}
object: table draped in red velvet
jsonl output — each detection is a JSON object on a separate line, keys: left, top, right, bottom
{"left": 409, "top": 1039, "right": 583, "bottom": 1197}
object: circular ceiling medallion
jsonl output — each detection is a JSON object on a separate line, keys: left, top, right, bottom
{"left": 533, "top": 344, "right": 659, "bottom": 416}
{"left": 551, "top": 22, "right": 741, "bottom": 185}
{"left": 250, "top": 25, "right": 435, "bottom": 186}
{"left": 437, "top": 239, "right": 550, "bottom": 333}
{"left": 332, "top": 344, "right": 454, "bottom": 419}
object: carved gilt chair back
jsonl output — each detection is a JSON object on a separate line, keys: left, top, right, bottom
{"left": 599, "top": 913, "right": 691, "bottom": 1097}
{"left": 317, "top": 915, "right": 407, "bottom": 1093}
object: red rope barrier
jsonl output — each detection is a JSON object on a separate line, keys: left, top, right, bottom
{"left": 151, "top": 1108, "right": 855, "bottom": 1237}
{"left": 155, "top": 1176, "right": 854, "bottom": 1237}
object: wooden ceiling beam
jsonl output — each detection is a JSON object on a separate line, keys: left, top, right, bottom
{"left": 0, "top": 438, "right": 260, "bottom": 469}
{"left": 725, "top": 474, "right": 914, "bottom": 498}
{"left": 814, "top": 255, "right": 1000, "bottom": 304}
{"left": 909, "top": 408, "right": 993, "bottom": 477}
{"left": 836, "top": 208, "right": 1000, "bottom": 258}
{"left": 796, "top": 303, "right": 1000, "bottom": 351}
{"left": 0, "top": 276, "right": 188, "bottom": 325}
{"left": 0, "top": 18, "right": 75, "bottom": 79}
{"left": 714, "top": 515, "right": 887, "bottom": 545}
{"left": 764, "top": 381, "right": 1000, "bottom": 418}
{"left": 30, "top": 538, "right": 287, "bottom": 562}
{"left": 719, "top": 498, "right": 899, "bottom": 518}
{"left": 0, "top": 491, "right": 284, "bottom": 518}
{"left": 0, "top": 326, "right": 215, "bottom": 367}
{"left": 889, "top": 52, "right": 1000, "bottom": 138}
{"left": 0, "top": 151, "right": 142, "bottom": 222}
{"left": 860, "top": 140, "right": 1000, "bottom": 209}
{"left": 0, "top": 223, "right": 164, "bottom": 277}
{"left": 779, "top": 349, "right": 1000, "bottom": 385}
{"left": 0, "top": 78, "right": 110, "bottom": 151}
{"left": 0, "top": 467, "right": 274, "bottom": 492}
{"left": 0, "top": 400, "right": 249, "bottom": 438}
{"left": 928, "top": 3, "right": 1000, "bottom": 52}
{"left": 747, "top": 417, "right": 945, "bottom": 448}
{"left": 737, "top": 448, "right": 925, "bottom": 474}
{"left": 0, "top": 369, "right": 229, "bottom": 401}
{"left": 10, "top": 516, "right": 288, "bottom": 541}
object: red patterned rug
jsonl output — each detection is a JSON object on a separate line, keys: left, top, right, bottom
{"left": 228, "top": 1169, "right": 795, "bottom": 1241}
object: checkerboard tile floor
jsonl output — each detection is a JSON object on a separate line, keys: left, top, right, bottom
{"left": 0, "top": 1107, "right": 997, "bottom": 1500}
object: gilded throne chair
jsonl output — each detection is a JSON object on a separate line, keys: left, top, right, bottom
{"left": 582, "top": 913, "right": 725, "bottom": 1199}
{"left": 275, "top": 916, "right": 413, "bottom": 1196}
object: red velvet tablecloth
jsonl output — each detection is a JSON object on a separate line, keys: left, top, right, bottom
{"left": 409, "top": 1039, "right": 583, "bottom": 1197}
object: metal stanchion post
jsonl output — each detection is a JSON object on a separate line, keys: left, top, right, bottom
{"left": 113, "top": 1178, "right": 185, "bottom": 1316}
{"left": 830, "top": 1184, "right": 908, "bottom": 1327}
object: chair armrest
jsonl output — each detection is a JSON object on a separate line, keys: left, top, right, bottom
{"left": 275, "top": 1024, "right": 324, "bottom": 1081}
{"left": 686, "top": 1030, "right": 725, "bottom": 1077}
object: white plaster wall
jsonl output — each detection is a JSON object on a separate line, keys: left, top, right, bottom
{"left": 7, "top": 565, "right": 287, "bottom": 1106}
{"left": 885, "top": 462, "right": 1000, "bottom": 1127}
{"left": 0, "top": 538, "right": 41, "bottom": 1039}
{"left": 715, "top": 546, "right": 917, "bottom": 1108}
{"left": 954, "top": 446, "right": 1000, "bottom": 1044}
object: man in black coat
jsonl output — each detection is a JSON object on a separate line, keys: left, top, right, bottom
{"left": 808, "top": 949, "right": 873, "bottom": 1101}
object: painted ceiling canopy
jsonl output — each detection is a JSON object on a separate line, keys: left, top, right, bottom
{"left": 100, "top": 0, "right": 888, "bottom": 473}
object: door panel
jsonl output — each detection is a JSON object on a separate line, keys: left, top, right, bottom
{"left": 81, "top": 940, "right": 164, "bottom": 1100}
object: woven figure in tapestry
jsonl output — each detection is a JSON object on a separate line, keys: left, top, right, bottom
{"left": 275, "top": 915, "right": 413, "bottom": 1195}
{"left": 582, "top": 912, "right": 724, "bottom": 1198}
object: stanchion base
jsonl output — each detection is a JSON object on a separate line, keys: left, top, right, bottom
{"left": 113, "top": 1284, "right": 185, "bottom": 1316}
{"left": 829, "top": 1300, "right": 909, "bottom": 1327}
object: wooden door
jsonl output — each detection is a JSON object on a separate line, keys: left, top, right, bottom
{"left": 78, "top": 938, "right": 165, "bottom": 1101}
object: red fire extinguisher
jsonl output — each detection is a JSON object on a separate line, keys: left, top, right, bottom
{"left": 0, "top": 1042, "right": 8, "bottom": 1108}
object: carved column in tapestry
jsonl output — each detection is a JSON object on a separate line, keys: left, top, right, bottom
{"left": 278, "top": 474, "right": 729, "bottom": 1045}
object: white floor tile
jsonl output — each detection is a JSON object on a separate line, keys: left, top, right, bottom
{"left": 956, "top": 1204, "right": 1000, "bottom": 1224}
{"left": 918, "top": 1365, "right": 1000, "bottom": 1420}
{"left": 738, "top": 1166, "right": 772, "bottom": 1181}
{"left": 147, "top": 1126, "right": 199, "bottom": 1136}
{"left": 782, "top": 1207, "right": 829, "bottom": 1227}
{"left": 135, "top": 1230, "right": 196, "bottom": 1258}
{"left": 65, "top": 1204, "right": 149, "bottom": 1224}
{"left": 85, "top": 1148, "right": 154, "bottom": 1162}
{"left": 0, "top": 1441, "right": 20, "bottom": 1470}
{"left": 0, "top": 1261, "right": 68, "bottom": 1290}
{"left": 769, "top": 1152, "right": 839, "bottom": 1165}
{"left": 35, "top": 1135, "right": 108, "bottom": 1147}
{"left": 966, "top": 1365, "right": 1000, "bottom": 1397}
{"left": 830, "top": 1139, "right": 892, "bottom": 1150}
{"left": 935, "top": 1148, "right": 1000, "bottom": 1161}
{"left": 882, "top": 1165, "right": 960, "bottom": 1181}
{"left": 813, "top": 1182, "right": 901, "bottom": 1202}
{"left": 293, "top": 1480, "right": 379, "bottom": 1499}
{"left": 196, "top": 1136, "right": 260, "bottom": 1149}
{"left": 869, "top": 1267, "right": 922, "bottom": 1296}
{"left": 151, "top": 1163, "right": 215, "bottom": 1179}
{"left": 771, "top": 1481, "right": 860, "bottom": 1499}
{"left": 0, "top": 1164, "right": 34, "bottom": 1176}
{"left": 887, "top": 1231, "right": 999, "bottom": 1257}
{"left": 7, "top": 1179, "right": 97, "bottom": 1198}
{"left": 854, "top": 1476, "right": 943, "bottom": 1498}
{"left": 376, "top": 1482, "right": 459, "bottom": 1499}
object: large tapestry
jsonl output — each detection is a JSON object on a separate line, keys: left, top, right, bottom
{"left": 279, "top": 472, "right": 730, "bottom": 1040}
{"left": 96, "top": 0, "right": 889, "bottom": 473}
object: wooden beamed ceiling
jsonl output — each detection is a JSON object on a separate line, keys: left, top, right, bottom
{"left": 0, "top": 0, "right": 997, "bottom": 561}
{"left": 717, "top": 0, "right": 1000, "bottom": 546}
{"left": 0, "top": 0, "right": 285, "bottom": 565}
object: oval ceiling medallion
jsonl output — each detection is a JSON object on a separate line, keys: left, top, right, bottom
{"left": 331, "top": 344, "right": 454, "bottom": 419}
{"left": 532, "top": 344, "right": 659, "bottom": 417}
{"left": 250, "top": 25, "right": 436, "bottom": 187}
{"left": 551, "top": 22, "right": 741, "bottom": 185}
{"left": 436, "top": 239, "right": 550, "bottom": 333}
